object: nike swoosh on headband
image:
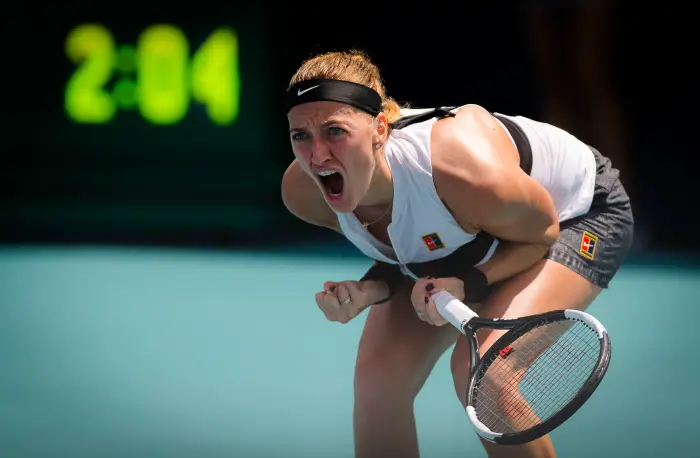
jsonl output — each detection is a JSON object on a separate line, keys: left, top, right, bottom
{"left": 297, "top": 85, "right": 320, "bottom": 96}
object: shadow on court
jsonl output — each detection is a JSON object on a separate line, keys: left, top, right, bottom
{"left": 0, "top": 246, "right": 697, "bottom": 458}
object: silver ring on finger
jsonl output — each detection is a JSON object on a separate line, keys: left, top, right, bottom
{"left": 417, "top": 310, "right": 425, "bottom": 317}
{"left": 341, "top": 296, "right": 351, "bottom": 305}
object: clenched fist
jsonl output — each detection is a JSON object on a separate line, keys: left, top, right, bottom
{"left": 315, "top": 280, "right": 389, "bottom": 324}
{"left": 410, "top": 276, "right": 465, "bottom": 326}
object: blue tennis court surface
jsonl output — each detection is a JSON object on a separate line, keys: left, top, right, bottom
{"left": 1, "top": 246, "right": 698, "bottom": 457}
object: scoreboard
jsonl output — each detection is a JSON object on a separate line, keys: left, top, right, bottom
{"left": 64, "top": 23, "right": 241, "bottom": 127}
{"left": 4, "top": 5, "right": 290, "bottom": 244}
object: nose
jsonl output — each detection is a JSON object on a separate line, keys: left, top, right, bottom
{"left": 310, "top": 140, "right": 332, "bottom": 165}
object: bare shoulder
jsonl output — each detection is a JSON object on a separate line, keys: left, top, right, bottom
{"left": 430, "top": 104, "right": 518, "bottom": 182}
{"left": 281, "top": 159, "right": 341, "bottom": 232}
{"left": 429, "top": 104, "right": 521, "bottom": 228}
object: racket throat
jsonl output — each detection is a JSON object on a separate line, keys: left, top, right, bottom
{"left": 467, "top": 328, "right": 481, "bottom": 371}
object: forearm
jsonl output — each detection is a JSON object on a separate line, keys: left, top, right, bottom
{"left": 475, "top": 240, "right": 551, "bottom": 285}
{"left": 360, "top": 261, "right": 404, "bottom": 304}
{"left": 359, "top": 280, "right": 391, "bottom": 304}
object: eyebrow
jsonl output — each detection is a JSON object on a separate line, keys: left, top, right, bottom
{"left": 289, "top": 119, "right": 348, "bottom": 134}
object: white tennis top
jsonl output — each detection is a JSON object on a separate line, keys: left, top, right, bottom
{"left": 335, "top": 106, "right": 597, "bottom": 270}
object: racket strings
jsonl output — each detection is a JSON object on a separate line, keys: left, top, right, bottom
{"left": 476, "top": 320, "right": 598, "bottom": 432}
{"left": 475, "top": 325, "right": 596, "bottom": 433}
{"left": 473, "top": 318, "right": 600, "bottom": 434}
{"left": 480, "top": 323, "right": 598, "bottom": 431}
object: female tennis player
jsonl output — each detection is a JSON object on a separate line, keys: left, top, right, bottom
{"left": 281, "top": 50, "right": 634, "bottom": 458}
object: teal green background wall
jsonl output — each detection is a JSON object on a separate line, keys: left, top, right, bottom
{"left": 1, "top": 247, "right": 698, "bottom": 457}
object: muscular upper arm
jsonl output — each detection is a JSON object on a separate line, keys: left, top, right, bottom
{"left": 431, "top": 105, "right": 559, "bottom": 246}
{"left": 281, "top": 159, "right": 341, "bottom": 232}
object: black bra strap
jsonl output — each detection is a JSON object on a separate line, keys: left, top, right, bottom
{"left": 492, "top": 114, "right": 533, "bottom": 176}
{"left": 389, "top": 107, "right": 456, "bottom": 130}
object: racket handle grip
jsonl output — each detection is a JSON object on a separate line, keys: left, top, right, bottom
{"left": 432, "top": 291, "right": 478, "bottom": 333}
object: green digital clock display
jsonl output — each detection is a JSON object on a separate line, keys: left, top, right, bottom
{"left": 5, "top": 11, "right": 286, "bottom": 243}
{"left": 65, "top": 23, "right": 241, "bottom": 126}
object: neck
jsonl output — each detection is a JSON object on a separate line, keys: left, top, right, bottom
{"left": 358, "top": 148, "right": 393, "bottom": 209}
{"left": 353, "top": 149, "right": 394, "bottom": 228}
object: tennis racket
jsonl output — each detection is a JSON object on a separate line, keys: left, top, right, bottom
{"left": 412, "top": 276, "right": 611, "bottom": 445}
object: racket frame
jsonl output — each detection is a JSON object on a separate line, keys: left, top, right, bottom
{"left": 402, "top": 268, "right": 611, "bottom": 445}
{"left": 461, "top": 310, "right": 612, "bottom": 445}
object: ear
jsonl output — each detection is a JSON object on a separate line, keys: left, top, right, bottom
{"left": 374, "top": 112, "right": 388, "bottom": 143}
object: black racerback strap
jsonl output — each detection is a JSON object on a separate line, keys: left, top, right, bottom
{"left": 389, "top": 107, "right": 457, "bottom": 130}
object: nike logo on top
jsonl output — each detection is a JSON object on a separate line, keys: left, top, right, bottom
{"left": 297, "top": 85, "right": 320, "bottom": 96}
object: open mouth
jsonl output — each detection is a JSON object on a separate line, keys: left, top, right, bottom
{"left": 316, "top": 170, "right": 345, "bottom": 198}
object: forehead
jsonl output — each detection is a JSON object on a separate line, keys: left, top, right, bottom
{"left": 287, "top": 101, "right": 367, "bottom": 128}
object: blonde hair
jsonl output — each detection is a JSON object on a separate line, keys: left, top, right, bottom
{"left": 288, "top": 49, "right": 405, "bottom": 124}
